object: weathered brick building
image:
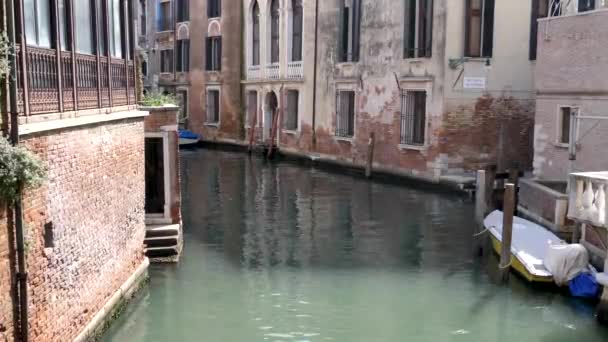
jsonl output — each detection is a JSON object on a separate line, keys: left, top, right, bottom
{"left": 239, "top": 0, "right": 537, "bottom": 179}
{"left": 1, "top": 0, "right": 149, "bottom": 340}
{"left": 139, "top": 0, "right": 243, "bottom": 142}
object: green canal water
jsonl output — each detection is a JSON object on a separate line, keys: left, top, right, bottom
{"left": 103, "top": 149, "right": 608, "bottom": 341}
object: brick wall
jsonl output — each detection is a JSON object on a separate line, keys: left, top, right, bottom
{"left": 0, "top": 206, "right": 14, "bottom": 340}
{"left": 19, "top": 118, "right": 146, "bottom": 341}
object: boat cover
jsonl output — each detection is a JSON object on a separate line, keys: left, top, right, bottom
{"left": 179, "top": 130, "right": 200, "bottom": 140}
{"left": 544, "top": 244, "right": 589, "bottom": 286}
{"left": 484, "top": 210, "right": 565, "bottom": 279}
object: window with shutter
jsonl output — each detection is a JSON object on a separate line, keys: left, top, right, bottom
{"left": 208, "top": 0, "right": 221, "bottom": 18}
{"left": 177, "top": 0, "right": 189, "bottom": 22}
{"left": 400, "top": 91, "right": 426, "bottom": 146}
{"left": 160, "top": 49, "right": 174, "bottom": 73}
{"left": 338, "top": 0, "right": 361, "bottom": 62}
{"left": 270, "top": 0, "right": 280, "bottom": 63}
{"left": 404, "top": 0, "right": 433, "bottom": 58}
{"left": 336, "top": 91, "right": 355, "bottom": 137}
{"left": 177, "top": 39, "right": 190, "bottom": 72}
{"left": 158, "top": 1, "right": 172, "bottom": 31}
{"left": 247, "top": 91, "right": 258, "bottom": 126}
{"left": 207, "top": 90, "right": 220, "bottom": 124}
{"left": 291, "top": 0, "right": 303, "bottom": 62}
{"left": 529, "top": 0, "right": 549, "bottom": 60}
{"left": 206, "top": 37, "right": 222, "bottom": 71}
{"left": 285, "top": 90, "right": 299, "bottom": 131}
{"left": 465, "top": 0, "right": 494, "bottom": 58}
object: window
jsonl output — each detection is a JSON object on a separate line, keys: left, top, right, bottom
{"left": 270, "top": 0, "right": 280, "bottom": 63}
{"left": 73, "top": 0, "right": 97, "bottom": 54}
{"left": 291, "top": 0, "right": 303, "bottom": 61}
{"left": 206, "top": 37, "right": 222, "bottom": 71}
{"left": 400, "top": 90, "right": 426, "bottom": 146}
{"left": 559, "top": 107, "right": 576, "bottom": 145}
{"left": 336, "top": 91, "right": 355, "bottom": 137}
{"left": 140, "top": 0, "right": 147, "bottom": 35}
{"left": 160, "top": 49, "right": 174, "bottom": 73}
{"left": 207, "top": 90, "right": 220, "bottom": 124}
{"left": 24, "top": 0, "right": 52, "bottom": 48}
{"left": 404, "top": 0, "right": 433, "bottom": 58}
{"left": 247, "top": 91, "right": 258, "bottom": 126}
{"left": 208, "top": 0, "right": 221, "bottom": 18}
{"left": 338, "top": 0, "right": 361, "bottom": 62}
{"left": 285, "top": 90, "right": 299, "bottom": 131}
{"left": 58, "top": 0, "right": 70, "bottom": 51}
{"left": 464, "top": 0, "right": 495, "bottom": 58}
{"left": 176, "top": 90, "right": 188, "bottom": 122}
{"left": 529, "top": 0, "right": 549, "bottom": 60}
{"left": 177, "top": 0, "right": 189, "bottom": 22}
{"left": 142, "top": 60, "right": 148, "bottom": 76}
{"left": 157, "top": 0, "right": 173, "bottom": 31}
{"left": 252, "top": 1, "right": 260, "bottom": 65}
{"left": 108, "top": 0, "right": 124, "bottom": 58}
{"left": 579, "top": 0, "right": 596, "bottom": 12}
{"left": 176, "top": 40, "right": 190, "bottom": 72}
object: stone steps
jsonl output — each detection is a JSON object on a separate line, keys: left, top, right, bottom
{"left": 144, "top": 224, "right": 181, "bottom": 261}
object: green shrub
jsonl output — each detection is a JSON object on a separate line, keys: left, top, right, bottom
{"left": 0, "top": 137, "right": 46, "bottom": 202}
{"left": 140, "top": 91, "right": 177, "bottom": 107}
{"left": 0, "top": 32, "right": 12, "bottom": 79}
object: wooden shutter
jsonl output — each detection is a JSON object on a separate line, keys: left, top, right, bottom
{"left": 404, "top": 0, "right": 416, "bottom": 58}
{"left": 217, "top": 37, "right": 222, "bottom": 70}
{"left": 465, "top": 0, "right": 482, "bottom": 57}
{"left": 206, "top": 37, "right": 212, "bottom": 70}
{"left": 423, "top": 0, "right": 433, "bottom": 57}
{"left": 338, "top": 1, "right": 347, "bottom": 62}
{"left": 352, "top": 0, "right": 361, "bottom": 61}
{"left": 481, "top": 0, "right": 495, "bottom": 57}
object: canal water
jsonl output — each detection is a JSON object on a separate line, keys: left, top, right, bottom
{"left": 103, "top": 149, "right": 608, "bottom": 342}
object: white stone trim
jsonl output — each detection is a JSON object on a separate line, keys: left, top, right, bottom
{"left": 19, "top": 110, "right": 148, "bottom": 136}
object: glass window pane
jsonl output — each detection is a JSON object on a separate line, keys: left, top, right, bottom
{"left": 74, "top": 0, "right": 95, "bottom": 54}
{"left": 24, "top": 0, "right": 37, "bottom": 45}
{"left": 37, "top": 0, "right": 52, "bottom": 48}
{"left": 110, "top": 0, "right": 123, "bottom": 58}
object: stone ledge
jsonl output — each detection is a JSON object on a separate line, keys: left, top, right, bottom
{"left": 19, "top": 110, "right": 149, "bottom": 136}
{"left": 73, "top": 258, "right": 149, "bottom": 342}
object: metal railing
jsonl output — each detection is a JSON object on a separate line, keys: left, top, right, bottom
{"left": 286, "top": 61, "right": 303, "bottom": 80}
{"left": 266, "top": 63, "right": 280, "bottom": 80}
{"left": 15, "top": 46, "right": 135, "bottom": 116}
{"left": 247, "top": 65, "right": 262, "bottom": 80}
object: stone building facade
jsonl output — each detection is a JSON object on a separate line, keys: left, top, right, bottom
{"left": 240, "top": 0, "right": 538, "bottom": 178}
{"left": 139, "top": 0, "right": 243, "bottom": 142}
{"left": 533, "top": 8, "right": 608, "bottom": 181}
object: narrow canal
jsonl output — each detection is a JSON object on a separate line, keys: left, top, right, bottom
{"left": 104, "top": 149, "right": 608, "bottom": 341}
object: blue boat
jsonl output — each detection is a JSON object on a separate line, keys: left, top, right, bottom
{"left": 178, "top": 130, "right": 201, "bottom": 147}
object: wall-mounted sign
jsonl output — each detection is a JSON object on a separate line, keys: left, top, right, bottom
{"left": 463, "top": 77, "right": 486, "bottom": 89}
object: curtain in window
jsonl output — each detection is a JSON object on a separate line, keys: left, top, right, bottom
{"left": 108, "top": 0, "right": 123, "bottom": 58}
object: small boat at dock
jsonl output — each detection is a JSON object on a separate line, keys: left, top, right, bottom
{"left": 179, "top": 130, "right": 201, "bottom": 147}
{"left": 484, "top": 210, "right": 564, "bottom": 283}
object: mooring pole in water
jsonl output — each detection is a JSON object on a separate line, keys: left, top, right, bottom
{"left": 500, "top": 183, "right": 516, "bottom": 282}
{"left": 365, "top": 132, "right": 375, "bottom": 179}
{"left": 475, "top": 170, "right": 487, "bottom": 226}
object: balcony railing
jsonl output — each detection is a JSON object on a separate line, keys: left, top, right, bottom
{"left": 266, "top": 63, "right": 280, "bottom": 80}
{"left": 16, "top": 46, "right": 136, "bottom": 116}
{"left": 287, "top": 61, "right": 303, "bottom": 80}
{"left": 247, "top": 65, "right": 262, "bottom": 80}
{"left": 568, "top": 172, "right": 608, "bottom": 228}
{"left": 548, "top": 0, "right": 603, "bottom": 17}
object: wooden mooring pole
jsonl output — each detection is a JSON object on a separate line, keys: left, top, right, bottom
{"left": 475, "top": 170, "right": 487, "bottom": 226}
{"left": 500, "top": 183, "right": 516, "bottom": 282}
{"left": 365, "top": 132, "right": 375, "bottom": 179}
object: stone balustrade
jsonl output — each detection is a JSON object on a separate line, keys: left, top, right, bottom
{"left": 568, "top": 172, "right": 608, "bottom": 228}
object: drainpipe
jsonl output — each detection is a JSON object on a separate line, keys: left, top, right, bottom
{"left": 6, "top": 0, "right": 28, "bottom": 340}
{"left": 311, "top": 0, "right": 319, "bottom": 150}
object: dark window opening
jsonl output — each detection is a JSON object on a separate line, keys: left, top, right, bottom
{"left": 336, "top": 91, "right": 355, "bottom": 137}
{"left": 207, "top": 90, "right": 220, "bottom": 123}
{"left": 139, "top": 0, "right": 146, "bottom": 35}
{"left": 270, "top": 0, "right": 280, "bottom": 63}
{"left": 206, "top": 36, "right": 222, "bottom": 71}
{"left": 142, "top": 60, "right": 148, "bottom": 76}
{"left": 145, "top": 138, "right": 165, "bottom": 214}
{"left": 465, "top": 0, "right": 494, "bottom": 58}
{"left": 529, "top": 0, "right": 549, "bottom": 60}
{"left": 404, "top": 0, "right": 433, "bottom": 58}
{"left": 208, "top": 0, "right": 221, "bottom": 18}
{"left": 560, "top": 107, "right": 572, "bottom": 144}
{"left": 252, "top": 1, "right": 260, "bottom": 65}
{"left": 338, "top": 0, "right": 361, "bottom": 62}
{"left": 176, "top": 0, "right": 189, "bottom": 22}
{"left": 176, "top": 39, "right": 190, "bottom": 72}
{"left": 291, "top": 0, "right": 303, "bottom": 61}
{"left": 285, "top": 90, "right": 299, "bottom": 131}
{"left": 157, "top": 0, "right": 173, "bottom": 31}
{"left": 578, "top": 0, "right": 595, "bottom": 12}
{"left": 247, "top": 91, "right": 258, "bottom": 126}
{"left": 160, "top": 49, "right": 174, "bottom": 73}
{"left": 400, "top": 90, "right": 426, "bottom": 146}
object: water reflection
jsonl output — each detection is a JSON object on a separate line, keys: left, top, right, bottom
{"left": 103, "top": 149, "right": 608, "bottom": 342}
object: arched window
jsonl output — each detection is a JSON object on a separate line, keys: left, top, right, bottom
{"left": 270, "top": 0, "right": 280, "bottom": 63}
{"left": 252, "top": 0, "right": 260, "bottom": 66}
{"left": 291, "top": 0, "right": 303, "bottom": 61}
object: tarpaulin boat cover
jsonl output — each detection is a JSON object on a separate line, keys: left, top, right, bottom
{"left": 544, "top": 244, "right": 589, "bottom": 286}
{"left": 569, "top": 273, "right": 600, "bottom": 298}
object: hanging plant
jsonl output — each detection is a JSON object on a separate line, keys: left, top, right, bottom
{"left": 0, "top": 137, "right": 46, "bottom": 203}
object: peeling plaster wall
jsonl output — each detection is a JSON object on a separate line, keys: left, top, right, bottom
{"left": 533, "top": 10, "right": 608, "bottom": 180}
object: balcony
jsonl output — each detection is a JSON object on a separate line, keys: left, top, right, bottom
{"left": 568, "top": 172, "right": 608, "bottom": 228}
{"left": 15, "top": 46, "right": 136, "bottom": 118}
{"left": 548, "top": 0, "right": 605, "bottom": 17}
{"left": 286, "top": 61, "right": 303, "bottom": 80}
{"left": 266, "top": 63, "right": 280, "bottom": 80}
{"left": 247, "top": 65, "right": 262, "bottom": 80}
